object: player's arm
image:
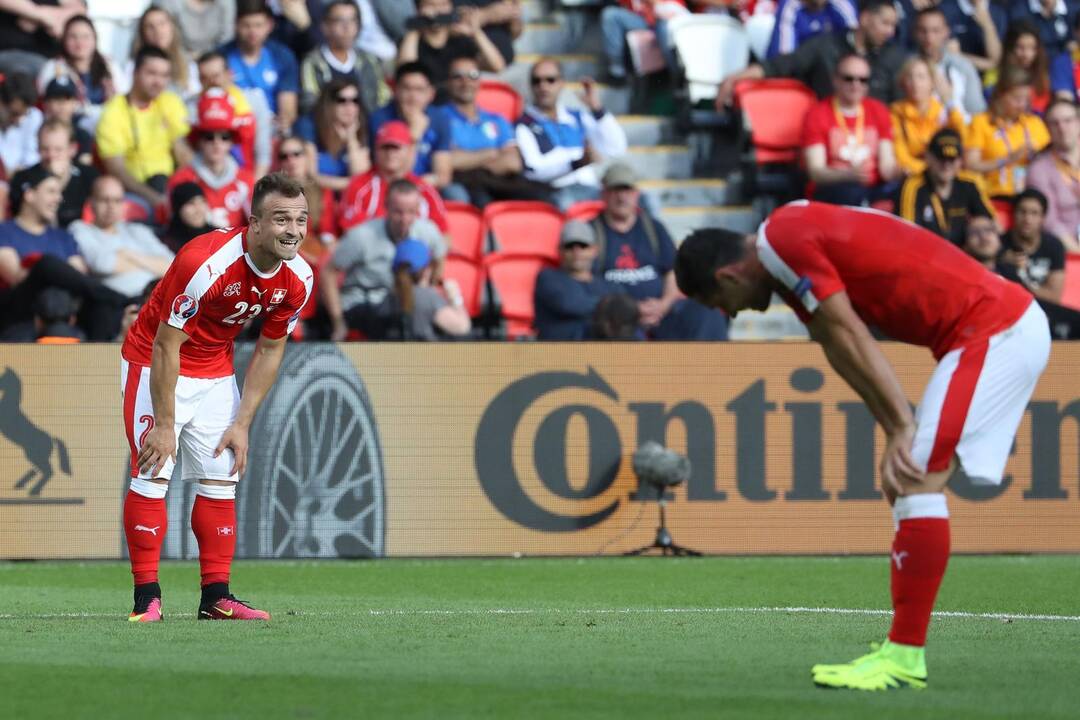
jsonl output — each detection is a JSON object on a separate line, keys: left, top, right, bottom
{"left": 214, "top": 333, "right": 288, "bottom": 477}
{"left": 138, "top": 322, "right": 189, "bottom": 476}
{"left": 806, "top": 291, "right": 924, "bottom": 494}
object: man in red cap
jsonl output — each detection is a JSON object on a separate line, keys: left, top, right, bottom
{"left": 338, "top": 120, "right": 448, "bottom": 234}
{"left": 166, "top": 89, "right": 254, "bottom": 229}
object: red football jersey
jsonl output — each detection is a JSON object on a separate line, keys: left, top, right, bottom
{"left": 122, "top": 227, "right": 313, "bottom": 378}
{"left": 167, "top": 165, "right": 255, "bottom": 229}
{"left": 337, "top": 170, "right": 449, "bottom": 234}
{"left": 759, "top": 201, "right": 1032, "bottom": 359}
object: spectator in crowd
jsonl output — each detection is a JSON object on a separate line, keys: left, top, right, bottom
{"left": 161, "top": 181, "right": 212, "bottom": 252}
{"left": 590, "top": 292, "right": 642, "bottom": 340}
{"left": 167, "top": 89, "right": 255, "bottom": 229}
{"left": 911, "top": 7, "right": 987, "bottom": 119}
{"left": 300, "top": 0, "right": 389, "bottom": 115}
{"left": 534, "top": 220, "right": 618, "bottom": 340}
{"left": 152, "top": 0, "right": 235, "bottom": 57}
{"left": 351, "top": 0, "right": 400, "bottom": 66}
{"left": 961, "top": 213, "right": 1005, "bottom": 269}
{"left": 268, "top": 0, "right": 319, "bottom": 59}
{"left": 397, "top": 0, "right": 506, "bottom": 101}
{"left": 41, "top": 78, "right": 94, "bottom": 166}
{"left": 436, "top": 54, "right": 548, "bottom": 207}
{"left": 275, "top": 134, "right": 338, "bottom": 262}
{"left": 34, "top": 118, "right": 98, "bottom": 229}
{"left": 96, "top": 46, "right": 192, "bottom": 213}
{"left": 1008, "top": 0, "right": 1076, "bottom": 56}
{"left": 766, "top": 0, "right": 858, "bottom": 60}
{"left": 28, "top": 287, "right": 84, "bottom": 343}
{"left": 296, "top": 77, "right": 371, "bottom": 193}
{"left": 600, "top": 0, "right": 685, "bottom": 85}
{"left": 392, "top": 238, "right": 470, "bottom": 340}
{"left": 36, "top": 15, "right": 117, "bottom": 130}
{"left": 0, "top": 1, "right": 78, "bottom": 77}
{"left": 965, "top": 67, "right": 1050, "bottom": 196}
{"left": 988, "top": 20, "right": 1074, "bottom": 114}
{"left": 0, "top": 165, "right": 127, "bottom": 340}
{"left": 891, "top": 57, "right": 967, "bottom": 176}
{"left": 325, "top": 178, "right": 448, "bottom": 341}
{"left": 895, "top": 128, "right": 996, "bottom": 245}
{"left": 591, "top": 162, "right": 727, "bottom": 340}
{"left": 716, "top": 0, "right": 906, "bottom": 106}
{"left": 933, "top": 0, "right": 1004, "bottom": 71}
{"left": 223, "top": 0, "right": 300, "bottom": 134}
{"left": 128, "top": 6, "right": 201, "bottom": 101}
{"left": 802, "top": 54, "right": 898, "bottom": 206}
{"left": 369, "top": 0, "right": 418, "bottom": 44}
{"left": 369, "top": 62, "right": 446, "bottom": 187}
{"left": 1028, "top": 98, "right": 1080, "bottom": 251}
{"left": 196, "top": 50, "right": 271, "bottom": 179}
{"left": 0, "top": 73, "right": 43, "bottom": 175}
{"left": 456, "top": 0, "right": 522, "bottom": 66}
{"left": 69, "top": 175, "right": 174, "bottom": 300}
{"left": 998, "top": 187, "right": 1066, "bottom": 303}
{"left": 339, "top": 121, "right": 449, "bottom": 233}
{"left": 515, "top": 59, "right": 629, "bottom": 211}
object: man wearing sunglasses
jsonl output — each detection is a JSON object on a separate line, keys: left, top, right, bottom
{"left": 167, "top": 90, "right": 255, "bottom": 230}
{"left": 515, "top": 59, "right": 628, "bottom": 211}
{"left": 802, "top": 54, "right": 899, "bottom": 206}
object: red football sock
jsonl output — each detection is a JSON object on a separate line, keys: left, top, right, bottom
{"left": 123, "top": 490, "right": 167, "bottom": 586}
{"left": 191, "top": 495, "right": 236, "bottom": 587}
{"left": 888, "top": 517, "right": 950, "bottom": 647}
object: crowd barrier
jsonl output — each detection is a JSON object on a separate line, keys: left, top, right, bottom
{"left": 2, "top": 342, "right": 1078, "bottom": 559}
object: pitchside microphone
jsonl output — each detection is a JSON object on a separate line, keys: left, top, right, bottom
{"left": 632, "top": 441, "right": 691, "bottom": 489}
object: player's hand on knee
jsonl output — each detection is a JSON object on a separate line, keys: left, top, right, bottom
{"left": 881, "top": 425, "right": 924, "bottom": 497}
{"left": 214, "top": 423, "right": 249, "bottom": 477}
{"left": 138, "top": 425, "right": 176, "bottom": 477}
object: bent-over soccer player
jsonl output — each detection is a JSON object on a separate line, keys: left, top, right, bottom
{"left": 675, "top": 201, "right": 1050, "bottom": 690}
{"left": 119, "top": 173, "right": 313, "bottom": 622}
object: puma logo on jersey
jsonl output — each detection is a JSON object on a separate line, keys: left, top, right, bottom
{"left": 892, "top": 550, "right": 909, "bottom": 570}
{"left": 251, "top": 287, "right": 267, "bottom": 299}
{"left": 134, "top": 525, "right": 160, "bottom": 536}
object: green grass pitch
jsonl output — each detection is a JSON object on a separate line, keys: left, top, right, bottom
{"left": 2, "top": 556, "right": 1079, "bottom": 719}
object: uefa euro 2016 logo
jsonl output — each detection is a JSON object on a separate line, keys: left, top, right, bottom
{"left": 171, "top": 294, "right": 198, "bottom": 320}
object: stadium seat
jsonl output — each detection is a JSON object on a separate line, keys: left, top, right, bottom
{"left": 668, "top": 14, "right": 750, "bottom": 106}
{"left": 484, "top": 252, "right": 557, "bottom": 339}
{"left": 564, "top": 199, "right": 605, "bottom": 222}
{"left": 744, "top": 13, "right": 776, "bottom": 62}
{"left": 442, "top": 254, "right": 485, "bottom": 319}
{"left": 734, "top": 78, "right": 816, "bottom": 164}
{"left": 483, "top": 201, "right": 564, "bottom": 261}
{"left": 1063, "top": 252, "right": 1080, "bottom": 311}
{"left": 476, "top": 79, "right": 524, "bottom": 124}
{"left": 444, "top": 202, "right": 486, "bottom": 261}
{"left": 992, "top": 198, "right": 1014, "bottom": 232}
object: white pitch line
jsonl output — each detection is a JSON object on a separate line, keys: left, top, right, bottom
{"left": 1, "top": 606, "right": 1079, "bottom": 622}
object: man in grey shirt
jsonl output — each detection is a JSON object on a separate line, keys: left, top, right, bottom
{"left": 153, "top": 0, "right": 236, "bottom": 57}
{"left": 69, "top": 176, "right": 174, "bottom": 299}
{"left": 324, "top": 178, "right": 447, "bottom": 340}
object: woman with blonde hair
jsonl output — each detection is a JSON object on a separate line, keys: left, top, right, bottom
{"left": 123, "top": 7, "right": 200, "bottom": 100}
{"left": 891, "top": 56, "right": 967, "bottom": 176}
{"left": 966, "top": 67, "right": 1050, "bottom": 197}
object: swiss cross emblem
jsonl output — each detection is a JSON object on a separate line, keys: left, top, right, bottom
{"left": 217, "top": 526, "right": 234, "bottom": 536}
{"left": 269, "top": 288, "right": 287, "bottom": 305}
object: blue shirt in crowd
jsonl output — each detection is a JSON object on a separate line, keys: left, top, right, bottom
{"left": 368, "top": 103, "right": 449, "bottom": 177}
{"left": 0, "top": 221, "right": 80, "bottom": 263}
{"left": 1008, "top": 0, "right": 1078, "bottom": 56}
{"left": 293, "top": 115, "right": 349, "bottom": 177}
{"left": 433, "top": 104, "right": 514, "bottom": 152}
{"left": 593, "top": 216, "right": 675, "bottom": 301}
{"left": 938, "top": 0, "right": 1008, "bottom": 59}
{"left": 222, "top": 38, "right": 300, "bottom": 114}
{"left": 533, "top": 269, "right": 618, "bottom": 340}
{"left": 766, "top": 0, "right": 857, "bottom": 59}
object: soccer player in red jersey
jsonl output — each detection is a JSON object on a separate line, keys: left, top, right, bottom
{"left": 675, "top": 201, "right": 1051, "bottom": 690}
{"left": 120, "top": 173, "right": 313, "bottom": 623}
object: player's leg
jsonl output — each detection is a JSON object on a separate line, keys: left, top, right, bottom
{"left": 182, "top": 377, "right": 269, "bottom": 621}
{"left": 121, "top": 360, "right": 179, "bottom": 623}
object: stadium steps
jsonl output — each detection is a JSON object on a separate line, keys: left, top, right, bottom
{"left": 658, "top": 206, "right": 758, "bottom": 242}
{"left": 617, "top": 115, "right": 678, "bottom": 146}
{"left": 516, "top": 21, "right": 604, "bottom": 55}
{"left": 623, "top": 145, "right": 693, "bottom": 180}
{"left": 638, "top": 178, "right": 733, "bottom": 208}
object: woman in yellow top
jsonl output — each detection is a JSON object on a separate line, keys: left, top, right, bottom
{"left": 965, "top": 67, "right": 1050, "bottom": 197}
{"left": 890, "top": 57, "right": 967, "bottom": 176}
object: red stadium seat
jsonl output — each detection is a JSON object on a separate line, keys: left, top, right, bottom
{"left": 483, "top": 201, "right": 564, "bottom": 261}
{"left": 1063, "top": 252, "right": 1080, "bottom": 311}
{"left": 992, "top": 198, "right": 1014, "bottom": 232}
{"left": 442, "top": 254, "right": 484, "bottom": 318}
{"left": 476, "top": 79, "right": 524, "bottom": 124}
{"left": 734, "top": 78, "right": 816, "bottom": 164}
{"left": 444, "top": 201, "right": 485, "bottom": 261}
{"left": 565, "top": 199, "right": 605, "bottom": 222}
{"left": 483, "top": 252, "right": 557, "bottom": 339}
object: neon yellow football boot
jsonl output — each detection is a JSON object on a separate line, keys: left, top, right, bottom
{"left": 812, "top": 640, "right": 928, "bottom": 691}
